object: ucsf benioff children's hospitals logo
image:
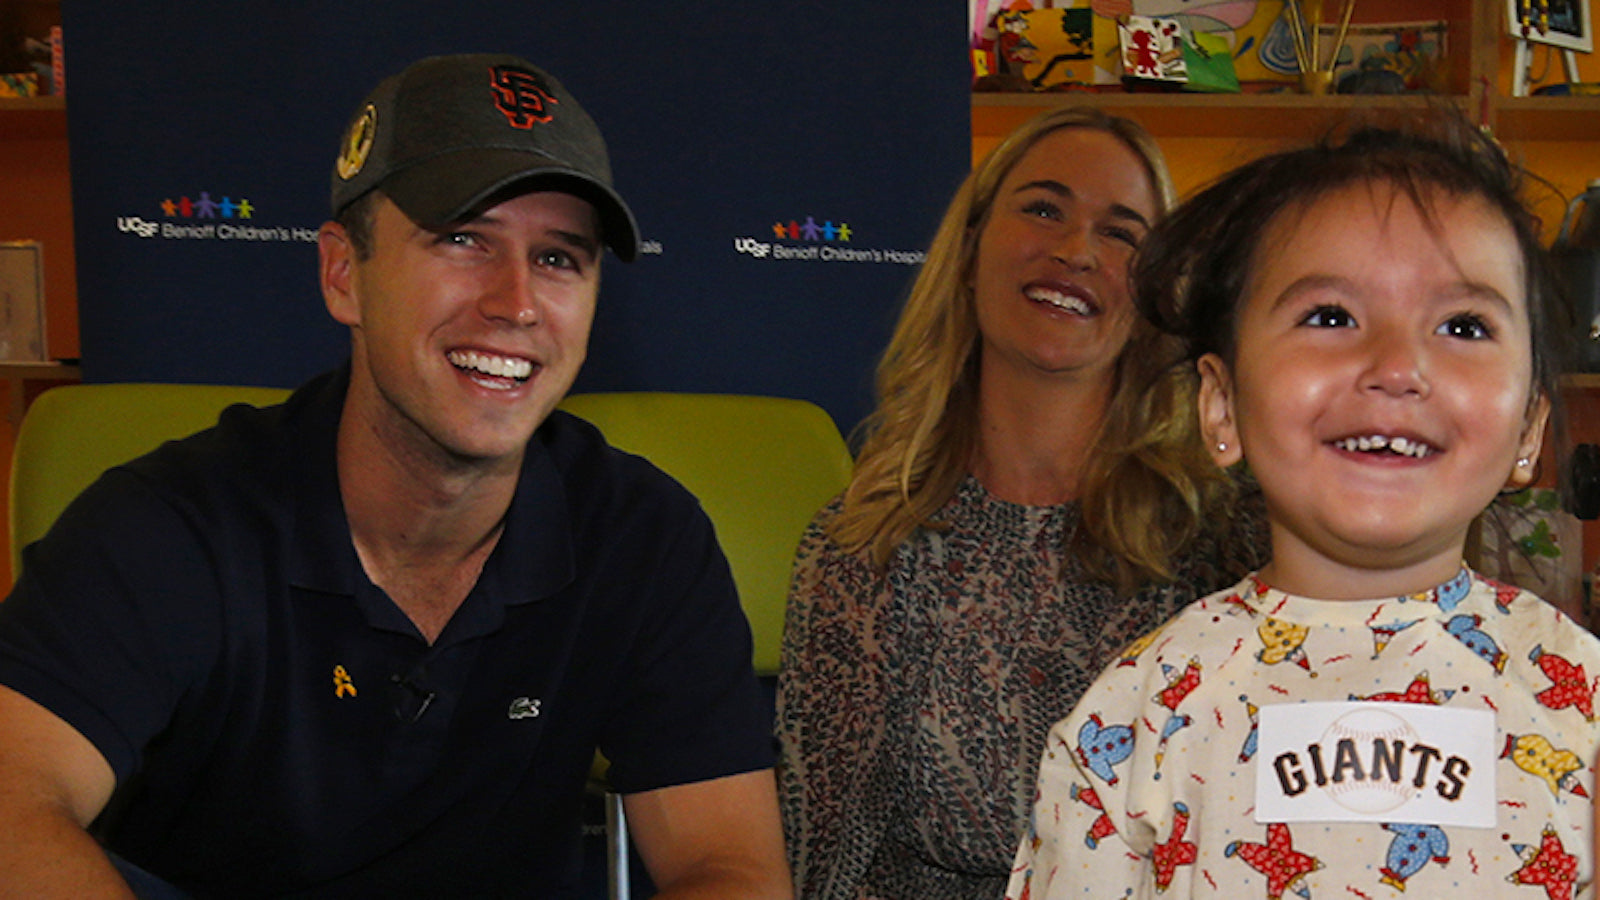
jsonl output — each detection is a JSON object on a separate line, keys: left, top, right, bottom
{"left": 1256, "top": 702, "right": 1496, "bottom": 827}
{"left": 733, "top": 215, "right": 926, "bottom": 266}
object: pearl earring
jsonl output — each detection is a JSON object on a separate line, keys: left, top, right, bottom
{"left": 1217, "top": 441, "right": 1228, "bottom": 453}
{"left": 1517, "top": 457, "right": 1530, "bottom": 468}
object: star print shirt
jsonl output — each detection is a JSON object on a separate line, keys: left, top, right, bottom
{"left": 1007, "top": 570, "right": 1600, "bottom": 899}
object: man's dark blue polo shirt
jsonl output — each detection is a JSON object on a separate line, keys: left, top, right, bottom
{"left": 0, "top": 367, "right": 773, "bottom": 897}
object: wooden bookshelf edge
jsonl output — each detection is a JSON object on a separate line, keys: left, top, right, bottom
{"left": 0, "top": 361, "right": 80, "bottom": 426}
{"left": 0, "top": 361, "right": 80, "bottom": 380}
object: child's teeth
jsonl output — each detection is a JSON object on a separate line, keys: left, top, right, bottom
{"left": 1337, "top": 435, "right": 1432, "bottom": 458}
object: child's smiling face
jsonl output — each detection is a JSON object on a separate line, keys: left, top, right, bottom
{"left": 1199, "top": 180, "right": 1549, "bottom": 599}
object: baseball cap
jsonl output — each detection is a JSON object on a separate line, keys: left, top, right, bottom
{"left": 330, "top": 53, "right": 640, "bottom": 261}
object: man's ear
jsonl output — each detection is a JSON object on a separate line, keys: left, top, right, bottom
{"left": 1507, "top": 391, "right": 1552, "bottom": 489}
{"left": 319, "top": 221, "right": 360, "bottom": 327}
{"left": 1198, "top": 353, "right": 1242, "bottom": 469}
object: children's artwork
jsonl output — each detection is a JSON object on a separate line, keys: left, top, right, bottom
{"left": 1182, "top": 28, "right": 1241, "bottom": 92}
{"left": 982, "top": 0, "right": 1410, "bottom": 89}
{"left": 978, "top": 5, "right": 1097, "bottom": 89}
{"left": 1119, "top": 15, "right": 1186, "bottom": 82}
{"left": 989, "top": 7, "right": 1036, "bottom": 81}
{"left": 1507, "top": 0, "right": 1593, "bottom": 53}
{"left": 1330, "top": 21, "right": 1449, "bottom": 93}
{"left": 0, "top": 71, "right": 38, "bottom": 98}
{"left": 1018, "top": 7, "right": 1097, "bottom": 89}
{"left": 1073, "top": 0, "right": 1298, "bottom": 85}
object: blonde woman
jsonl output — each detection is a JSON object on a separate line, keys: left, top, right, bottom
{"left": 776, "top": 107, "right": 1266, "bottom": 899}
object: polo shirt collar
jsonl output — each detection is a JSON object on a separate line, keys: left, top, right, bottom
{"left": 285, "top": 365, "right": 576, "bottom": 643}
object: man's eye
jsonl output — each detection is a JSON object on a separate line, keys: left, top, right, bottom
{"left": 1300, "top": 305, "right": 1355, "bottom": 328}
{"left": 537, "top": 249, "right": 577, "bottom": 270}
{"left": 1438, "top": 314, "right": 1491, "bottom": 340}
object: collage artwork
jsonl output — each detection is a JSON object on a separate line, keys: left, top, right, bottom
{"left": 972, "top": 0, "right": 1448, "bottom": 93}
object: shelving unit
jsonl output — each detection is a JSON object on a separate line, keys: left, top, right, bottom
{"left": 0, "top": 0, "right": 73, "bottom": 369}
{"left": 974, "top": 91, "right": 1469, "bottom": 139}
{"left": 0, "top": 95, "right": 65, "bottom": 137}
{"left": 1, "top": 3, "right": 78, "bottom": 586}
{"left": 974, "top": 0, "right": 1598, "bottom": 138}
{"left": 0, "top": 93, "right": 74, "bottom": 365}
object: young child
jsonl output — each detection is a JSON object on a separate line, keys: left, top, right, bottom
{"left": 1006, "top": 112, "right": 1600, "bottom": 898}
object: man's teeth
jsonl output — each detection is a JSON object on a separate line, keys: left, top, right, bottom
{"left": 1334, "top": 435, "right": 1434, "bottom": 458}
{"left": 448, "top": 350, "right": 532, "bottom": 380}
{"left": 1026, "top": 288, "right": 1091, "bottom": 315}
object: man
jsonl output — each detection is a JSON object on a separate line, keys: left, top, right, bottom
{"left": 0, "top": 53, "right": 790, "bottom": 898}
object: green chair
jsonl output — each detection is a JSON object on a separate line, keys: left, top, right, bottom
{"left": 556, "top": 391, "right": 852, "bottom": 899}
{"left": 9, "top": 382, "right": 292, "bottom": 576}
{"left": 557, "top": 391, "right": 852, "bottom": 677}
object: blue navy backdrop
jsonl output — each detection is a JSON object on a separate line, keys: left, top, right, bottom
{"left": 63, "top": 2, "right": 970, "bottom": 436}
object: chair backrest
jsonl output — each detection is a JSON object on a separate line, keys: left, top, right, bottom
{"left": 9, "top": 385, "right": 854, "bottom": 676}
{"left": 9, "top": 383, "right": 294, "bottom": 576}
{"left": 557, "top": 392, "right": 852, "bottom": 675}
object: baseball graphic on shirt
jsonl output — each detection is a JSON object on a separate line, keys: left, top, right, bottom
{"left": 1322, "top": 707, "right": 1418, "bottom": 814}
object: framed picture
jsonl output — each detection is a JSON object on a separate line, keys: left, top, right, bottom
{"left": 1506, "top": 0, "right": 1592, "bottom": 53}
{"left": 0, "top": 242, "right": 48, "bottom": 362}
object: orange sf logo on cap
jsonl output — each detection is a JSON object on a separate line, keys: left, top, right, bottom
{"left": 489, "top": 65, "right": 557, "bottom": 130}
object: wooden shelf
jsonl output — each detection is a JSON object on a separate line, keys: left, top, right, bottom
{"left": 1491, "top": 96, "right": 1600, "bottom": 141}
{"left": 973, "top": 91, "right": 1472, "bottom": 140}
{"left": 0, "top": 360, "right": 78, "bottom": 380}
{"left": 0, "top": 97, "right": 67, "bottom": 140}
{"left": 0, "top": 360, "right": 79, "bottom": 426}
{"left": 974, "top": 91, "right": 1600, "bottom": 145}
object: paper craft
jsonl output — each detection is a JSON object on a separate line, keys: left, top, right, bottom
{"left": 1120, "top": 15, "right": 1186, "bottom": 82}
{"left": 1018, "top": 7, "right": 1097, "bottom": 89}
{"left": 1183, "top": 27, "right": 1241, "bottom": 92}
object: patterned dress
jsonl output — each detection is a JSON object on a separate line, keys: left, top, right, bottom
{"left": 777, "top": 476, "right": 1266, "bottom": 900}
{"left": 1007, "top": 570, "right": 1600, "bottom": 899}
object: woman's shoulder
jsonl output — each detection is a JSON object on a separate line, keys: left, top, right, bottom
{"left": 789, "top": 492, "right": 878, "bottom": 589}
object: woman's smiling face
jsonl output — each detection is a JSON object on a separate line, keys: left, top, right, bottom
{"left": 970, "top": 127, "right": 1158, "bottom": 386}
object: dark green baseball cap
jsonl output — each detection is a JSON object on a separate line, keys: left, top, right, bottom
{"left": 331, "top": 53, "right": 639, "bottom": 261}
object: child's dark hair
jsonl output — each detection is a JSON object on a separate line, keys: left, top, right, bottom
{"left": 1133, "top": 107, "right": 1574, "bottom": 417}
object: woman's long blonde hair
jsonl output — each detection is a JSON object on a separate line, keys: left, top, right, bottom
{"left": 829, "top": 106, "right": 1235, "bottom": 591}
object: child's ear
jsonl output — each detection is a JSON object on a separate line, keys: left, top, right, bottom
{"left": 1198, "top": 353, "right": 1243, "bottom": 469}
{"left": 1507, "top": 391, "right": 1552, "bottom": 489}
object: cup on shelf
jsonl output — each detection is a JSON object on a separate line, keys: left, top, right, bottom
{"left": 1299, "top": 70, "right": 1333, "bottom": 95}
